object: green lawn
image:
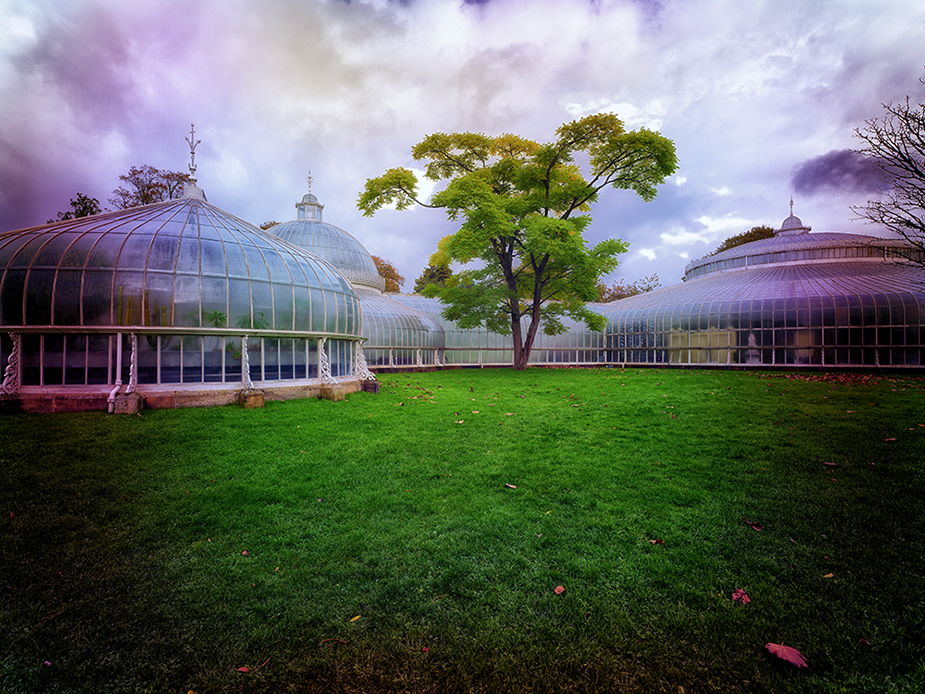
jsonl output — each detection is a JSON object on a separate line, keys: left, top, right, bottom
{"left": 1, "top": 368, "right": 923, "bottom": 693}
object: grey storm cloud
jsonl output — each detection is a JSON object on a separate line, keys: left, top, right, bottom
{"left": 790, "top": 149, "right": 887, "bottom": 196}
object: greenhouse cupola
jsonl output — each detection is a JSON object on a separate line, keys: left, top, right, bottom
{"left": 776, "top": 197, "right": 811, "bottom": 236}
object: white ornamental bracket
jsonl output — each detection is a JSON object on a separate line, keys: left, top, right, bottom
{"left": 127, "top": 333, "right": 138, "bottom": 393}
{"left": 0, "top": 332, "right": 21, "bottom": 395}
{"left": 319, "top": 337, "right": 335, "bottom": 384}
{"left": 416, "top": 348, "right": 423, "bottom": 367}
{"left": 355, "top": 342, "right": 376, "bottom": 381}
{"left": 241, "top": 335, "right": 255, "bottom": 390}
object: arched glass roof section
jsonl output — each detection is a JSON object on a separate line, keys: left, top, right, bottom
{"left": 684, "top": 232, "right": 919, "bottom": 281}
{"left": 0, "top": 192, "right": 362, "bottom": 337}
{"left": 356, "top": 289, "right": 444, "bottom": 350}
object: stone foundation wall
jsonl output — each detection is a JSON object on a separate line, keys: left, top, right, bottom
{"left": 5, "top": 379, "right": 368, "bottom": 414}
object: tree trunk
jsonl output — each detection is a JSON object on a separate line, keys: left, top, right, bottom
{"left": 511, "top": 315, "right": 528, "bottom": 369}
{"left": 511, "top": 305, "right": 546, "bottom": 369}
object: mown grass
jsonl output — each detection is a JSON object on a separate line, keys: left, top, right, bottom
{"left": 1, "top": 368, "right": 923, "bottom": 693}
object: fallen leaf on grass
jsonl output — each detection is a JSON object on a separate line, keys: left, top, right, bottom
{"left": 554, "top": 585, "right": 565, "bottom": 595}
{"left": 765, "top": 642, "right": 808, "bottom": 668}
{"left": 505, "top": 412, "right": 516, "bottom": 416}
{"left": 732, "top": 589, "right": 751, "bottom": 604}
{"left": 822, "top": 573, "right": 835, "bottom": 578}
{"left": 743, "top": 517, "right": 764, "bottom": 531}
{"left": 454, "top": 420, "right": 464, "bottom": 424}
{"left": 649, "top": 538, "right": 664, "bottom": 545}
{"left": 505, "top": 483, "right": 517, "bottom": 489}
{"left": 884, "top": 438, "right": 897, "bottom": 442}
{"left": 824, "top": 462, "right": 839, "bottom": 467}
{"left": 238, "top": 666, "right": 249, "bottom": 672}
{"left": 241, "top": 550, "right": 251, "bottom": 556}
{"left": 350, "top": 615, "right": 361, "bottom": 622}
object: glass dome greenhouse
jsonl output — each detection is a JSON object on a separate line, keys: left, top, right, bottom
{"left": 0, "top": 186, "right": 367, "bottom": 411}
{"left": 600, "top": 209, "right": 924, "bottom": 367}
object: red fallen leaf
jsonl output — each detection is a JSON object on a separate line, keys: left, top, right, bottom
{"left": 238, "top": 666, "right": 249, "bottom": 672}
{"left": 765, "top": 642, "right": 808, "bottom": 668}
{"left": 554, "top": 585, "right": 565, "bottom": 595}
{"left": 241, "top": 550, "right": 251, "bottom": 556}
{"left": 857, "top": 638, "right": 871, "bottom": 647}
{"left": 743, "top": 517, "right": 764, "bottom": 531}
{"left": 732, "top": 589, "right": 751, "bottom": 604}
{"left": 884, "top": 438, "right": 897, "bottom": 442}
{"left": 649, "top": 538, "right": 664, "bottom": 544}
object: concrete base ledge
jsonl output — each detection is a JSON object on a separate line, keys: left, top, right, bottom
{"left": 320, "top": 383, "right": 348, "bottom": 401}
{"left": 7, "top": 379, "right": 364, "bottom": 413}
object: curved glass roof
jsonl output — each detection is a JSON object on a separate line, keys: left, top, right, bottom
{"left": 355, "top": 288, "right": 444, "bottom": 350}
{"left": 269, "top": 192, "right": 385, "bottom": 291}
{"left": 0, "top": 191, "right": 362, "bottom": 337}
{"left": 684, "top": 232, "right": 917, "bottom": 280}
{"left": 606, "top": 261, "right": 925, "bottom": 310}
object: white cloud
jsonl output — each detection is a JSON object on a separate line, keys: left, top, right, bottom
{"left": 639, "top": 248, "right": 657, "bottom": 260}
{"left": 710, "top": 186, "right": 731, "bottom": 196}
{"left": 694, "top": 215, "right": 756, "bottom": 237}
{"left": 562, "top": 98, "right": 666, "bottom": 131}
{"left": 673, "top": 175, "right": 687, "bottom": 186}
{"left": 660, "top": 227, "right": 712, "bottom": 246}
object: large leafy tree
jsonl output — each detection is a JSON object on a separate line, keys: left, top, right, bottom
{"left": 358, "top": 113, "right": 678, "bottom": 369}
{"left": 109, "top": 165, "right": 191, "bottom": 209}
{"left": 851, "top": 88, "right": 925, "bottom": 266}
{"left": 48, "top": 192, "right": 101, "bottom": 223}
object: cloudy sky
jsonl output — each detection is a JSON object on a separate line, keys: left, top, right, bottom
{"left": 1, "top": 0, "right": 922, "bottom": 288}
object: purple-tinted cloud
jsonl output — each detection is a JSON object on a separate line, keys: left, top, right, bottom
{"left": 791, "top": 149, "right": 887, "bottom": 196}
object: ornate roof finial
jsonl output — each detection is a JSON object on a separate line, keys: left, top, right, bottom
{"left": 185, "top": 123, "right": 201, "bottom": 183}
{"left": 306, "top": 170, "right": 313, "bottom": 195}
{"left": 790, "top": 195, "right": 794, "bottom": 216}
